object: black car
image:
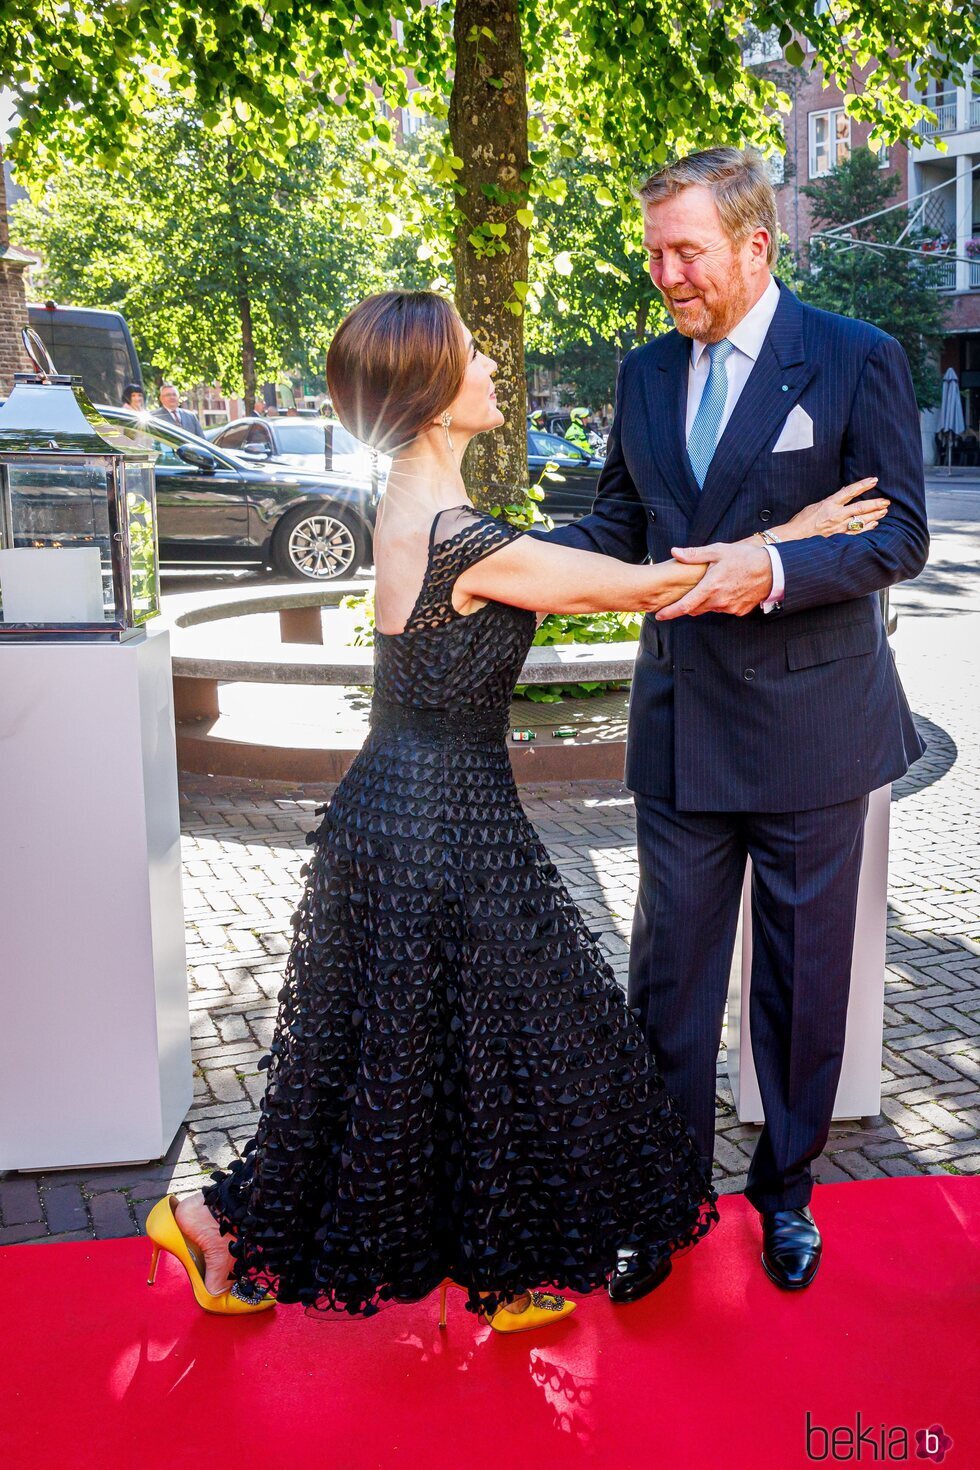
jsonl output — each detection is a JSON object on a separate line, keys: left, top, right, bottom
{"left": 101, "top": 408, "right": 377, "bottom": 580}
{"left": 207, "top": 414, "right": 386, "bottom": 499}
{"left": 527, "top": 429, "right": 604, "bottom": 521}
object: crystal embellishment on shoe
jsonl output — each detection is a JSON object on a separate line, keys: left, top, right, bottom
{"left": 230, "top": 1281, "right": 271, "bottom": 1304}
{"left": 529, "top": 1291, "right": 567, "bottom": 1312}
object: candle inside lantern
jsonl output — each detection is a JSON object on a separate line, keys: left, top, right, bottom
{"left": 0, "top": 546, "right": 106, "bottom": 624}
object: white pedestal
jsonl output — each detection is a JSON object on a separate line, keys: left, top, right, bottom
{"left": 0, "top": 627, "right": 193, "bottom": 1169}
{"left": 727, "top": 785, "right": 890, "bottom": 1123}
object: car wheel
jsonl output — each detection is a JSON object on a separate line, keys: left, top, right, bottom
{"left": 271, "top": 504, "right": 367, "bottom": 581}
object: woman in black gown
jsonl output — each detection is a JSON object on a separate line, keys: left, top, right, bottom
{"left": 148, "top": 291, "right": 889, "bottom": 1330}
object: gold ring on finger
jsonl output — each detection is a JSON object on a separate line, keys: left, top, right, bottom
{"left": 846, "top": 517, "right": 865, "bottom": 531}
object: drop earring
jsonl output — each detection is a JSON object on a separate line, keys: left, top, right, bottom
{"left": 441, "top": 410, "right": 454, "bottom": 451}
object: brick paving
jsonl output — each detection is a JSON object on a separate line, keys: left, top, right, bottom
{"left": 2, "top": 486, "right": 977, "bottom": 1244}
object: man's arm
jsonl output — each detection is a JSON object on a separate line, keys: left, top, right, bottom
{"left": 772, "top": 335, "right": 929, "bottom": 615}
{"left": 530, "top": 352, "right": 649, "bottom": 564}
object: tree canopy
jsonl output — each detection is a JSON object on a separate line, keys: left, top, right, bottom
{"left": 3, "top": 1, "right": 977, "bottom": 490}
{"left": 15, "top": 107, "right": 433, "bottom": 406}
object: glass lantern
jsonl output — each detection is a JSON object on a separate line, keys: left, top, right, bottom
{"left": 0, "top": 334, "right": 160, "bottom": 642}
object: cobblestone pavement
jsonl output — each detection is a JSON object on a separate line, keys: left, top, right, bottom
{"left": 2, "top": 487, "right": 977, "bottom": 1246}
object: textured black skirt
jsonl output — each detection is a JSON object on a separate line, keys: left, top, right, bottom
{"left": 203, "top": 705, "right": 719, "bottom": 1317}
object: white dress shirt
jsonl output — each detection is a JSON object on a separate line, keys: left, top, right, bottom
{"left": 686, "top": 275, "right": 784, "bottom": 610}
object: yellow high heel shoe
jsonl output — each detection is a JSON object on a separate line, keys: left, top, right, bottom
{"left": 145, "top": 1196, "right": 275, "bottom": 1316}
{"left": 437, "top": 1279, "right": 576, "bottom": 1334}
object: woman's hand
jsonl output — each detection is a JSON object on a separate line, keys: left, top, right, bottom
{"left": 774, "top": 477, "right": 890, "bottom": 543}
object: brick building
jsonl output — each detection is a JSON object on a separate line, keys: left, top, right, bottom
{"left": 750, "top": 33, "right": 979, "bottom": 449}
{"left": 907, "top": 66, "right": 980, "bottom": 431}
{"left": 0, "top": 149, "right": 32, "bottom": 393}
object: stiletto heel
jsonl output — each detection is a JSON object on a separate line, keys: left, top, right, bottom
{"left": 144, "top": 1196, "right": 275, "bottom": 1316}
{"left": 436, "top": 1279, "right": 576, "bottom": 1334}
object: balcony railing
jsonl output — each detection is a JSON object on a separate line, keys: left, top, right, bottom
{"left": 928, "top": 259, "right": 980, "bottom": 291}
{"left": 918, "top": 100, "right": 958, "bottom": 136}
{"left": 972, "top": 95, "right": 980, "bottom": 129}
{"left": 929, "top": 258, "right": 957, "bottom": 290}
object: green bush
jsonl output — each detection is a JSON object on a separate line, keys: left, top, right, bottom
{"left": 516, "top": 609, "right": 640, "bottom": 703}
{"left": 339, "top": 594, "right": 639, "bottom": 703}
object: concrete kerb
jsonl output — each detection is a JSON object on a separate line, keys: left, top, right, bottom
{"left": 163, "top": 584, "right": 637, "bottom": 782}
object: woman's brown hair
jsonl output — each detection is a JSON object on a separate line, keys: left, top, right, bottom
{"left": 326, "top": 291, "right": 468, "bottom": 456}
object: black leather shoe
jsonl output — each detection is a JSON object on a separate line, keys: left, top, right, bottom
{"left": 761, "top": 1205, "right": 822, "bottom": 1290}
{"left": 607, "top": 1250, "right": 672, "bottom": 1304}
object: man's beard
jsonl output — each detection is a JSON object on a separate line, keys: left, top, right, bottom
{"left": 663, "top": 260, "right": 750, "bottom": 342}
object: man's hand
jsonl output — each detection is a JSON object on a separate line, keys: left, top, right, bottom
{"left": 656, "top": 542, "right": 773, "bottom": 620}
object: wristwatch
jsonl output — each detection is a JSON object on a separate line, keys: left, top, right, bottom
{"left": 759, "top": 529, "right": 781, "bottom": 546}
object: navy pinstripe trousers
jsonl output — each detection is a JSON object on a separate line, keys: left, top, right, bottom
{"left": 629, "top": 791, "right": 869, "bottom": 1214}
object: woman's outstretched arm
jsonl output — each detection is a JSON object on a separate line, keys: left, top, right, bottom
{"left": 454, "top": 539, "right": 706, "bottom": 617}
{"left": 455, "top": 476, "right": 890, "bottom": 619}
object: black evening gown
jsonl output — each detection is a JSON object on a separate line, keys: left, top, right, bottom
{"left": 204, "top": 506, "right": 719, "bottom": 1316}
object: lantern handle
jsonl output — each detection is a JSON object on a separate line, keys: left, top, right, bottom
{"left": 21, "top": 327, "right": 58, "bottom": 378}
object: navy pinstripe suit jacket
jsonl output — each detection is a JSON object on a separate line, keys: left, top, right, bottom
{"left": 544, "top": 280, "right": 928, "bottom": 812}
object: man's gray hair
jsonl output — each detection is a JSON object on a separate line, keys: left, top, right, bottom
{"left": 638, "top": 147, "right": 779, "bottom": 268}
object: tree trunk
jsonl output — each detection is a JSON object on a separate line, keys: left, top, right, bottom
{"left": 226, "top": 142, "right": 257, "bottom": 415}
{"left": 448, "top": 0, "right": 529, "bottom": 509}
{"left": 237, "top": 287, "right": 258, "bottom": 416}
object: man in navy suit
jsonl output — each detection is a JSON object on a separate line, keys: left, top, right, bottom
{"left": 545, "top": 148, "right": 928, "bottom": 1298}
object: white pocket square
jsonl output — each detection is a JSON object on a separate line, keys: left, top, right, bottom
{"left": 772, "top": 404, "right": 814, "bottom": 453}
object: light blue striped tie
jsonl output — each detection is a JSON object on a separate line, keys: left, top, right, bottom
{"left": 688, "top": 338, "right": 735, "bottom": 489}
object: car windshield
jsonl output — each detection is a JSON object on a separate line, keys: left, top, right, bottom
{"left": 532, "top": 431, "right": 588, "bottom": 461}
{"left": 273, "top": 420, "right": 365, "bottom": 463}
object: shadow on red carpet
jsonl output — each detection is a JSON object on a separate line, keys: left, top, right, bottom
{"left": 0, "top": 1175, "right": 976, "bottom": 1470}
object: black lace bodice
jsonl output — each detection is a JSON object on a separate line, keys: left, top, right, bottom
{"left": 373, "top": 505, "right": 537, "bottom": 714}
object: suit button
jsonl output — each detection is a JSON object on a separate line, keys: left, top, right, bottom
{"left": 649, "top": 510, "right": 656, "bottom": 521}
{"left": 743, "top": 668, "right": 756, "bottom": 681}
{"left": 759, "top": 509, "right": 772, "bottom": 522}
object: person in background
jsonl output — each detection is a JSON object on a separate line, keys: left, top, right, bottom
{"left": 563, "top": 406, "right": 592, "bottom": 452}
{"left": 121, "top": 384, "right": 145, "bottom": 411}
{"left": 156, "top": 383, "right": 204, "bottom": 438}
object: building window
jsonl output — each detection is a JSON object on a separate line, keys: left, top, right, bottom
{"left": 766, "top": 151, "right": 785, "bottom": 186}
{"left": 809, "top": 108, "right": 850, "bottom": 178}
{"left": 401, "top": 88, "right": 423, "bottom": 135}
{"left": 741, "top": 26, "right": 781, "bottom": 65}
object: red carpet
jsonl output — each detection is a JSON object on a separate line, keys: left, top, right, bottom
{"left": 1, "top": 1176, "right": 976, "bottom": 1470}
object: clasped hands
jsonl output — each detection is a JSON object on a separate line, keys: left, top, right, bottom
{"left": 656, "top": 539, "right": 772, "bottom": 621}
{"left": 655, "top": 477, "right": 888, "bottom": 621}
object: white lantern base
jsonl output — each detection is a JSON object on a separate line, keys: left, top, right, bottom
{"left": 0, "top": 627, "right": 192, "bottom": 1170}
{"left": 727, "top": 785, "right": 891, "bottom": 1123}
